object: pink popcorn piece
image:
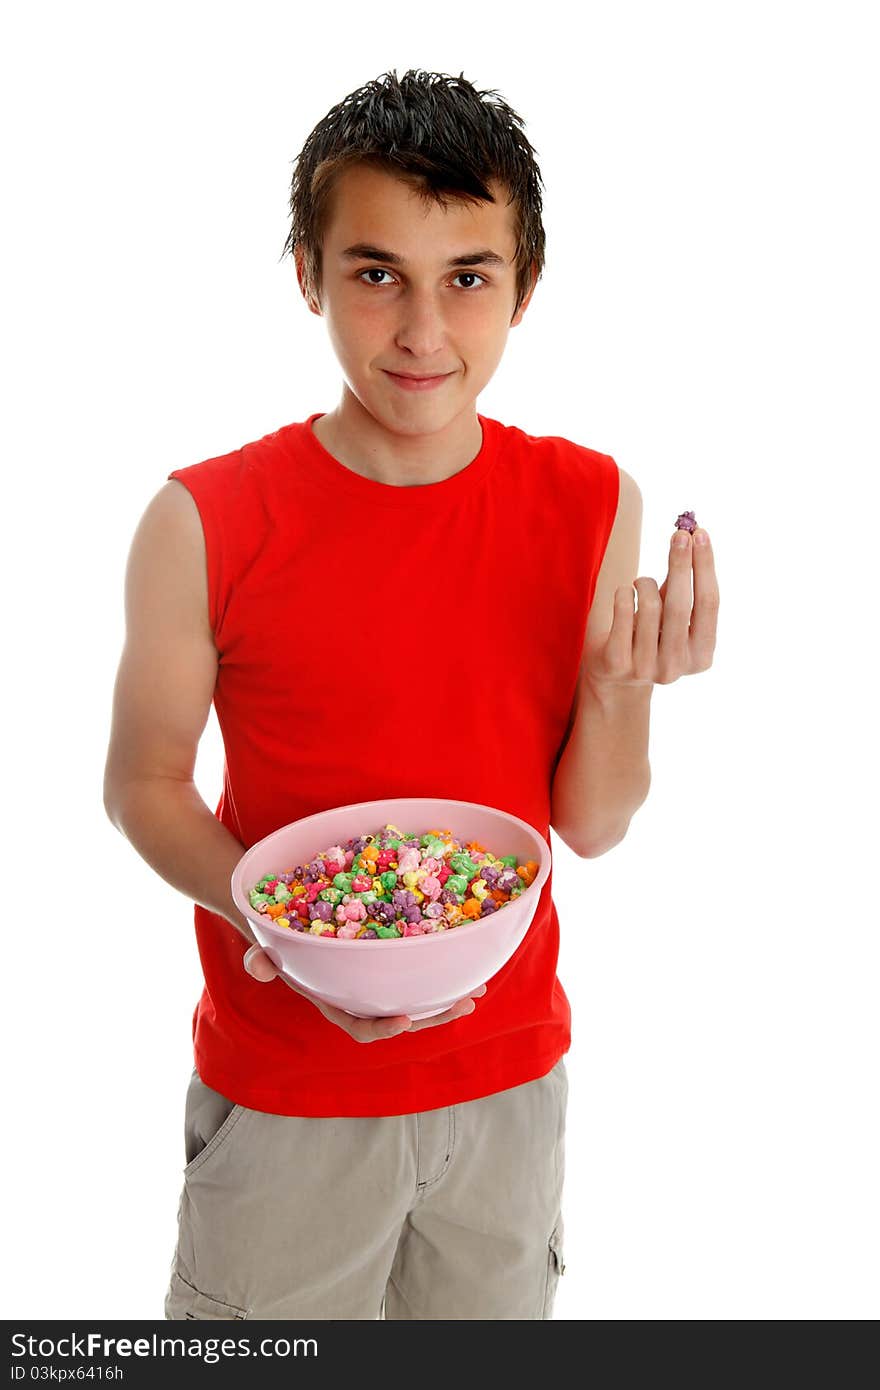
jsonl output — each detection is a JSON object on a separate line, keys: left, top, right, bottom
{"left": 674, "top": 510, "right": 697, "bottom": 533}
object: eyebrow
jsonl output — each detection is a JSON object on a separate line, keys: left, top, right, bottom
{"left": 339, "top": 243, "right": 508, "bottom": 270}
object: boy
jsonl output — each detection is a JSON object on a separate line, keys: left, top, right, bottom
{"left": 103, "top": 68, "right": 717, "bottom": 1320}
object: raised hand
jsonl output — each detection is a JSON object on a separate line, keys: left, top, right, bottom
{"left": 581, "top": 525, "right": 719, "bottom": 692}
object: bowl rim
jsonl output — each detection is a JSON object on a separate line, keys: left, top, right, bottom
{"left": 231, "top": 797, "right": 552, "bottom": 949}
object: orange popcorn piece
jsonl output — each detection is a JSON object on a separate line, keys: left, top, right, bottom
{"left": 461, "top": 897, "right": 482, "bottom": 920}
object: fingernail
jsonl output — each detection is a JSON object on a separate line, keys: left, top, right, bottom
{"left": 673, "top": 530, "right": 689, "bottom": 548}
{"left": 694, "top": 528, "right": 709, "bottom": 546}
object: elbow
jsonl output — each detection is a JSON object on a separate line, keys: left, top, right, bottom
{"left": 575, "top": 822, "right": 631, "bottom": 859}
{"left": 103, "top": 769, "right": 124, "bottom": 827}
{"left": 103, "top": 771, "right": 134, "bottom": 830}
{"left": 554, "top": 818, "right": 631, "bottom": 859}
{"left": 572, "top": 794, "right": 650, "bottom": 858}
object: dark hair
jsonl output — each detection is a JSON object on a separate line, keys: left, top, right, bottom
{"left": 280, "top": 68, "right": 546, "bottom": 322}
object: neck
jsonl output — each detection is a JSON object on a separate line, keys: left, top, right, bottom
{"left": 312, "top": 387, "right": 483, "bottom": 487}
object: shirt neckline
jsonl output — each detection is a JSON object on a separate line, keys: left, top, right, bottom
{"left": 294, "top": 411, "right": 500, "bottom": 508}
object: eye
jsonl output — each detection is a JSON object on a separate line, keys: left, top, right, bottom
{"left": 357, "top": 268, "right": 488, "bottom": 290}
{"left": 358, "top": 268, "right": 396, "bottom": 287}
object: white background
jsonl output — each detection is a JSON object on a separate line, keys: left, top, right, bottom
{"left": 3, "top": 0, "right": 877, "bottom": 1321}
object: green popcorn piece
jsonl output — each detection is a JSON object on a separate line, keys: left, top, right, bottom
{"left": 249, "top": 890, "right": 270, "bottom": 908}
{"left": 448, "top": 852, "right": 474, "bottom": 876}
{"left": 319, "top": 886, "right": 343, "bottom": 905}
{"left": 445, "top": 874, "right": 469, "bottom": 897}
{"left": 499, "top": 855, "right": 518, "bottom": 869}
{"left": 375, "top": 923, "right": 402, "bottom": 939}
{"left": 272, "top": 885, "right": 291, "bottom": 904}
{"left": 333, "top": 872, "right": 354, "bottom": 893}
{"left": 385, "top": 838, "right": 402, "bottom": 850}
{"left": 380, "top": 870, "right": 398, "bottom": 892}
{"left": 425, "top": 838, "right": 447, "bottom": 859}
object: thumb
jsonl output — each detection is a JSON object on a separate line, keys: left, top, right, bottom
{"left": 243, "top": 944, "right": 279, "bottom": 982}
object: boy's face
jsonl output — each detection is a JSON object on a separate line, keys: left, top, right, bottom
{"left": 296, "top": 163, "right": 536, "bottom": 433}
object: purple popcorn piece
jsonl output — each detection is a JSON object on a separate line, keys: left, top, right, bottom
{"left": 674, "top": 510, "right": 697, "bottom": 533}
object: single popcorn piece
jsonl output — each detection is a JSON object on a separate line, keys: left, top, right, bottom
{"left": 674, "top": 510, "right": 697, "bottom": 533}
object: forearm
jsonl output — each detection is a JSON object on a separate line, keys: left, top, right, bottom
{"left": 105, "top": 776, "right": 254, "bottom": 943}
{"left": 550, "top": 677, "right": 653, "bottom": 857}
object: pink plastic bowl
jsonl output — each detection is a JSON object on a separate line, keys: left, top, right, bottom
{"left": 230, "top": 797, "right": 552, "bottom": 1020}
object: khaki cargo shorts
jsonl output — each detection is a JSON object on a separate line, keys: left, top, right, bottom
{"left": 164, "top": 1057, "right": 568, "bottom": 1320}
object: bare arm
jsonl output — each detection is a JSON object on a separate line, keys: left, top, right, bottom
{"left": 103, "top": 481, "right": 254, "bottom": 939}
{"left": 550, "top": 468, "right": 652, "bottom": 857}
{"left": 102, "top": 481, "right": 483, "bottom": 1041}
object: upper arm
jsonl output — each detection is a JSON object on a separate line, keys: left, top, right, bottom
{"left": 583, "top": 466, "right": 643, "bottom": 647}
{"left": 103, "top": 479, "right": 219, "bottom": 809}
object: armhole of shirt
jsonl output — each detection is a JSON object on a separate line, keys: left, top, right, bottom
{"left": 600, "top": 451, "right": 622, "bottom": 563}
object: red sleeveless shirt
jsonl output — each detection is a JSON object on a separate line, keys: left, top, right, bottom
{"left": 167, "top": 412, "right": 619, "bottom": 1116}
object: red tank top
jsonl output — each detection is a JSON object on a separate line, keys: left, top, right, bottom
{"left": 167, "top": 412, "right": 619, "bottom": 1116}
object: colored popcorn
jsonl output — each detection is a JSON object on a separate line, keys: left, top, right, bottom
{"left": 248, "top": 823, "right": 539, "bottom": 939}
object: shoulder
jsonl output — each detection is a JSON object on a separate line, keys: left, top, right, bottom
{"left": 127, "top": 481, "right": 212, "bottom": 604}
{"left": 136, "top": 478, "right": 206, "bottom": 551}
{"left": 499, "top": 419, "right": 622, "bottom": 489}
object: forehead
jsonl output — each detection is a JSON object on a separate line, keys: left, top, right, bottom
{"left": 322, "top": 164, "right": 516, "bottom": 255}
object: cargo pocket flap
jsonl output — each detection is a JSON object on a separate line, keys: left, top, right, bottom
{"left": 170, "top": 1270, "right": 249, "bottom": 1320}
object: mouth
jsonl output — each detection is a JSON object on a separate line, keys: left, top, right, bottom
{"left": 388, "top": 371, "right": 450, "bottom": 379}
{"left": 383, "top": 370, "right": 453, "bottom": 391}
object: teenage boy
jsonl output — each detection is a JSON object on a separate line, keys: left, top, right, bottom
{"left": 103, "top": 68, "right": 718, "bottom": 1321}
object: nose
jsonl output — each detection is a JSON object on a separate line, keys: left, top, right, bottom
{"left": 393, "top": 288, "right": 450, "bottom": 362}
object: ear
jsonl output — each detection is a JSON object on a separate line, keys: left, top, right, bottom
{"left": 294, "top": 245, "right": 322, "bottom": 317}
{"left": 510, "top": 261, "right": 539, "bottom": 327}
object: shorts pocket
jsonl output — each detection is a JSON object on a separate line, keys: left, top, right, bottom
{"left": 542, "top": 1222, "right": 566, "bottom": 1319}
{"left": 166, "top": 1270, "right": 249, "bottom": 1320}
{"left": 183, "top": 1095, "right": 247, "bottom": 1178}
